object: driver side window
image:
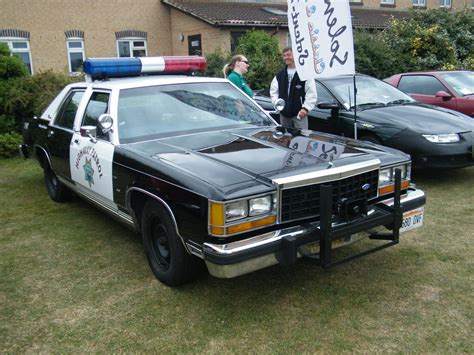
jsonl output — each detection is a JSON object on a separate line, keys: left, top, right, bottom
{"left": 316, "top": 83, "right": 336, "bottom": 104}
{"left": 82, "top": 92, "right": 110, "bottom": 138}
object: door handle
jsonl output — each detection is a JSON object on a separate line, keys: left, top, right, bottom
{"left": 73, "top": 138, "right": 80, "bottom": 145}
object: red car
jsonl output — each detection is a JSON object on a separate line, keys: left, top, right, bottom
{"left": 385, "top": 71, "right": 474, "bottom": 117}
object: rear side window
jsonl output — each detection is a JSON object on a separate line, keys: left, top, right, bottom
{"left": 398, "top": 75, "right": 447, "bottom": 96}
{"left": 54, "top": 90, "right": 84, "bottom": 130}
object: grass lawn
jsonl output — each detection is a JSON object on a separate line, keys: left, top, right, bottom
{"left": 1, "top": 158, "right": 473, "bottom": 352}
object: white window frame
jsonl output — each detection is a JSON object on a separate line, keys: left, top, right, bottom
{"left": 66, "top": 38, "right": 85, "bottom": 75}
{"left": 116, "top": 38, "right": 147, "bottom": 58}
{"left": 349, "top": 0, "right": 362, "bottom": 3}
{"left": 439, "top": 0, "right": 452, "bottom": 7}
{"left": 380, "top": 0, "right": 395, "bottom": 4}
{"left": 412, "top": 0, "right": 426, "bottom": 6}
{"left": 0, "top": 37, "right": 33, "bottom": 74}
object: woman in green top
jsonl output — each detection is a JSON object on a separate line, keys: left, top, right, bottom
{"left": 223, "top": 55, "right": 253, "bottom": 97}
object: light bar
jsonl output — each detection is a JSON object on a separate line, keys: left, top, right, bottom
{"left": 83, "top": 56, "right": 207, "bottom": 79}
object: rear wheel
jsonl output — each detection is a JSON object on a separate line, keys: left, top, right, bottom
{"left": 141, "top": 200, "right": 202, "bottom": 286}
{"left": 43, "top": 161, "right": 71, "bottom": 202}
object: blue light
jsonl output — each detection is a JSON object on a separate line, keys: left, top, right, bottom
{"left": 83, "top": 58, "right": 142, "bottom": 78}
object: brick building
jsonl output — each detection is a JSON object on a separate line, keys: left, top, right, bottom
{"left": 0, "top": 0, "right": 472, "bottom": 74}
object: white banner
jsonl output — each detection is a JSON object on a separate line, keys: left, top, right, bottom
{"left": 287, "top": 0, "right": 355, "bottom": 80}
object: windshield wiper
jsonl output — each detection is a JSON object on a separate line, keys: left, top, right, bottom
{"left": 386, "top": 99, "right": 413, "bottom": 105}
{"left": 350, "top": 102, "right": 386, "bottom": 110}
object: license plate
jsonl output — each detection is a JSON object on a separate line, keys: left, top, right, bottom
{"left": 400, "top": 207, "right": 424, "bottom": 233}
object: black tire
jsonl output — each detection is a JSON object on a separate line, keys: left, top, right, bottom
{"left": 43, "top": 161, "right": 71, "bottom": 202}
{"left": 141, "top": 200, "right": 202, "bottom": 286}
{"left": 360, "top": 134, "right": 382, "bottom": 145}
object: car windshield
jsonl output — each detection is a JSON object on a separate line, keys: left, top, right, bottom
{"left": 323, "top": 76, "right": 415, "bottom": 110}
{"left": 441, "top": 72, "right": 474, "bottom": 96}
{"left": 117, "top": 82, "right": 273, "bottom": 143}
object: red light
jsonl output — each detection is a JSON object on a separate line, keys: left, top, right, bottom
{"left": 163, "top": 56, "right": 207, "bottom": 72}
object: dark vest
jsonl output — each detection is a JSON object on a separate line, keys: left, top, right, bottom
{"left": 276, "top": 67, "right": 306, "bottom": 118}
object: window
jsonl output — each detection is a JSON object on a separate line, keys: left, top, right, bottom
{"left": 380, "top": 0, "right": 395, "bottom": 4}
{"left": 412, "top": 0, "right": 426, "bottom": 6}
{"left": 439, "top": 0, "right": 451, "bottom": 7}
{"left": 67, "top": 39, "right": 85, "bottom": 74}
{"left": 54, "top": 91, "right": 85, "bottom": 130}
{"left": 398, "top": 75, "right": 447, "bottom": 96}
{"left": 82, "top": 92, "right": 110, "bottom": 134}
{"left": 0, "top": 39, "right": 33, "bottom": 74}
{"left": 117, "top": 39, "right": 147, "bottom": 57}
{"left": 230, "top": 32, "right": 246, "bottom": 52}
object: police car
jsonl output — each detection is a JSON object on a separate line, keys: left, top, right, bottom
{"left": 20, "top": 56, "right": 426, "bottom": 286}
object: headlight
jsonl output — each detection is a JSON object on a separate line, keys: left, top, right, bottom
{"left": 378, "top": 163, "right": 411, "bottom": 195}
{"left": 379, "top": 168, "right": 392, "bottom": 184}
{"left": 225, "top": 200, "right": 248, "bottom": 221}
{"left": 249, "top": 196, "right": 272, "bottom": 216}
{"left": 422, "top": 133, "right": 460, "bottom": 143}
{"left": 209, "top": 194, "right": 277, "bottom": 236}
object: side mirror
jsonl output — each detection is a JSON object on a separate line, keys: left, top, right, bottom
{"left": 317, "top": 102, "right": 340, "bottom": 110}
{"left": 435, "top": 91, "right": 452, "bottom": 101}
{"left": 98, "top": 114, "right": 114, "bottom": 134}
{"left": 274, "top": 98, "right": 286, "bottom": 112}
{"left": 80, "top": 125, "right": 97, "bottom": 143}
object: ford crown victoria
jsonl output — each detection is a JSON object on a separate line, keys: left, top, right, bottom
{"left": 20, "top": 57, "right": 426, "bottom": 286}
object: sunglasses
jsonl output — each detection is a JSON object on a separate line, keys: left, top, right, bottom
{"left": 240, "top": 60, "right": 249, "bottom": 64}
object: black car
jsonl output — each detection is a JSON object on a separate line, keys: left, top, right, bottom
{"left": 20, "top": 57, "right": 426, "bottom": 286}
{"left": 254, "top": 74, "right": 474, "bottom": 169}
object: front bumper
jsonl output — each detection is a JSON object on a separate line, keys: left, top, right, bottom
{"left": 203, "top": 187, "right": 425, "bottom": 278}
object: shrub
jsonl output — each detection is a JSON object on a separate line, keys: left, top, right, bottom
{"left": 354, "top": 30, "right": 398, "bottom": 78}
{"left": 201, "top": 48, "right": 229, "bottom": 78}
{"left": 0, "top": 132, "right": 22, "bottom": 158}
{"left": 235, "top": 31, "right": 282, "bottom": 90}
{"left": 381, "top": 9, "right": 473, "bottom": 74}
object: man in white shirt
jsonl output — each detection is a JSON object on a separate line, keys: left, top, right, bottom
{"left": 270, "top": 47, "right": 317, "bottom": 130}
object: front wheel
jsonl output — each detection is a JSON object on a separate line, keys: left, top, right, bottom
{"left": 44, "top": 162, "right": 71, "bottom": 202}
{"left": 141, "top": 200, "right": 202, "bottom": 286}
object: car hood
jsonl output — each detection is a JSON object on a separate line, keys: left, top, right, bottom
{"left": 359, "top": 103, "right": 474, "bottom": 133}
{"left": 124, "top": 127, "right": 407, "bottom": 191}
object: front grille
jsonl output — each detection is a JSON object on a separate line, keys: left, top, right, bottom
{"left": 280, "top": 169, "right": 379, "bottom": 222}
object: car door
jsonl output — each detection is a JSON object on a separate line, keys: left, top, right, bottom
{"left": 47, "top": 89, "right": 85, "bottom": 181}
{"left": 69, "top": 90, "right": 117, "bottom": 209}
{"left": 308, "top": 82, "right": 345, "bottom": 134}
{"left": 398, "top": 75, "right": 457, "bottom": 111}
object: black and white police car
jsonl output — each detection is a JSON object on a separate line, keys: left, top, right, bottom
{"left": 20, "top": 56, "right": 426, "bottom": 286}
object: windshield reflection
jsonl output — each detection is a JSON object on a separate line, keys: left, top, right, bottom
{"left": 326, "top": 76, "right": 415, "bottom": 110}
{"left": 117, "top": 82, "right": 273, "bottom": 143}
{"left": 442, "top": 72, "right": 474, "bottom": 96}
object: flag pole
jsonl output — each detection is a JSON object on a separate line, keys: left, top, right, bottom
{"left": 353, "top": 74, "right": 358, "bottom": 140}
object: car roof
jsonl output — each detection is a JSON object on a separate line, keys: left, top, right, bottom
{"left": 69, "top": 75, "right": 228, "bottom": 90}
{"left": 391, "top": 70, "right": 472, "bottom": 76}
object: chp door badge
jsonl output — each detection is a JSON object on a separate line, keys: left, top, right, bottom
{"left": 83, "top": 157, "right": 95, "bottom": 187}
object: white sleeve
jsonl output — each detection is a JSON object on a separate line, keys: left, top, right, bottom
{"left": 269, "top": 76, "right": 279, "bottom": 105}
{"left": 302, "top": 79, "right": 317, "bottom": 112}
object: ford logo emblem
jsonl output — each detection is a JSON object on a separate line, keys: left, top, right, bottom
{"left": 361, "top": 183, "right": 371, "bottom": 191}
